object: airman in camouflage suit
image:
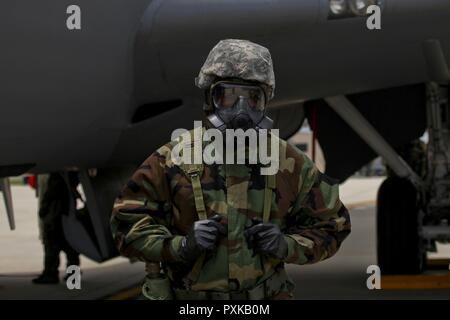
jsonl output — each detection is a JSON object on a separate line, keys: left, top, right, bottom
{"left": 110, "top": 39, "right": 351, "bottom": 300}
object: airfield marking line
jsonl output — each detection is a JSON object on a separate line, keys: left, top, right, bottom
{"left": 106, "top": 286, "right": 141, "bottom": 300}
{"left": 109, "top": 271, "right": 450, "bottom": 299}
{"left": 381, "top": 274, "right": 450, "bottom": 289}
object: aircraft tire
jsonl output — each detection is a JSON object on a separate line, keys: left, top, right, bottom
{"left": 377, "top": 176, "right": 424, "bottom": 274}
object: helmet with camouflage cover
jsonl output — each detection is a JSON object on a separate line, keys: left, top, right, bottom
{"left": 195, "top": 39, "right": 275, "bottom": 101}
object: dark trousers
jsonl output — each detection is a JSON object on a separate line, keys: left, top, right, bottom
{"left": 42, "top": 222, "right": 80, "bottom": 276}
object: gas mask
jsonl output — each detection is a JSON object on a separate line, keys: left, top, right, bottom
{"left": 206, "top": 81, "right": 273, "bottom": 132}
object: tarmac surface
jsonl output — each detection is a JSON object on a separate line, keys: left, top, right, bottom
{"left": 1, "top": 177, "right": 450, "bottom": 299}
{"left": 290, "top": 205, "right": 450, "bottom": 299}
{"left": 0, "top": 183, "right": 145, "bottom": 300}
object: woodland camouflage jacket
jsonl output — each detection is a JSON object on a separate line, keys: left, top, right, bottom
{"left": 110, "top": 133, "right": 351, "bottom": 295}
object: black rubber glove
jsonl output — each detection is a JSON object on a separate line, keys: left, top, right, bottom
{"left": 178, "top": 214, "right": 226, "bottom": 264}
{"left": 244, "top": 217, "right": 288, "bottom": 260}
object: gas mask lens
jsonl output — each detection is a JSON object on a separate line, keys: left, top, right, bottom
{"left": 211, "top": 82, "right": 266, "bottom": 111}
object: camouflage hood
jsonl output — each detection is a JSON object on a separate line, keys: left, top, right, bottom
{"left": 195, "top": 39, "right": 276, "bottom": 99}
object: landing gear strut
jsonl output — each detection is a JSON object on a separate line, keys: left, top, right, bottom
{"left": 325, "top": 39, "right": 450, "bottom": 274}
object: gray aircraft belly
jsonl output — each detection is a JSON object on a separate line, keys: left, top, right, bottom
{"left": 1, "top": 0, "right": 449, "bottom": 173}
{"left": 0, "top": 0, "right": 149, "bottom": 171}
